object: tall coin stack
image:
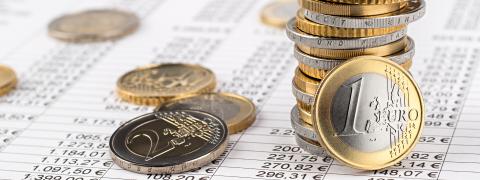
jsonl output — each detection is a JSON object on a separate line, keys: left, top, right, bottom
{"left": 286, "top": 0, "right": 426, "bottom": 162}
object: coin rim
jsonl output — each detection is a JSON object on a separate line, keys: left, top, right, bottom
{"left": 312, "top": 55, "right": 424, "bottom": 170}
{"left": 291, "top": 105, "right": 317, "bottom": 141}
{"left": 300, "top": 0, "right": 407, "bottom": 16}
{"left": 286, "top": 18, "right": 408, "bottom": 50}
{"left": 155, "top": 92, "right": 256, "bottom": 134}
{"left": 303, "top": 0, "right": 426, "bottom": 28}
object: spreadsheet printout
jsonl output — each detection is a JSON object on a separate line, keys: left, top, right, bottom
{"left": 0, "top": 0, "right": 480, "bottom": 179}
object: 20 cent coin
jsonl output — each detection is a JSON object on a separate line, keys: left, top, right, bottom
{"left": 117, "top": 64, "right": 216, "bottom": 106}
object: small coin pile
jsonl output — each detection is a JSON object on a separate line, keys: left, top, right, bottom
{"left": 286, "top": 0, "right": 426, "bottom": 170}
{"left": 110, "top": 64, "right": 256, "bottom": 174}
{"left": 48, "top": 9, "right": 139, "bottom": 42}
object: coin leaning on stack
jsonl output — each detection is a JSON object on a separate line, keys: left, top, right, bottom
{"left": 286, "top": 0, "right": 426, "bottom": 170}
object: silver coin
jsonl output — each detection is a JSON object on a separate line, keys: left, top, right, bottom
{"left": 303, "top": 0, "right": 426, "bottom": 28}
{"left": 286, "top": 18, "right": 407, "bottom": 49}
{"left": 109, "top": 110, "right": 228, "bottom": 174}
{"left": 295, "top": 134, "right": 326, "bottom": 156}
{"left": 290, "top": 106, "right": 317, "bottom": 141}
{"left": 295, "top": 36, "right": 415, "bottom": 70}
{"left": 292, "top": 80, "right": 315, "bottom": 105}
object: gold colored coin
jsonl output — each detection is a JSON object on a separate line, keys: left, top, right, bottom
{"left": 48, "top": 9, "right": 139, "bottom": 42}
{"left": 260, "top": 0, "right": 298, "bottom": 28}
{"left": 0, "top": 65, "right": 17, "bottom": 96}
{"left": 296, "top": 10, "right": 406, "bottom": 38}
{"left": 300, "top": 0, "right": 406, "bottom": 16}
{"left": 155, "top": 93, "right": 256, "bottom": 134}
{"left": 297, "top": 37, "right": 407, "bottom": 59}
{"left": 294, "top": 68, "right": 320, "bottom": 96}
{"left": 322, "top": 0, "right": 410, "bottom": 5}
{"left": 117, "top": 64, "right": 216, "bottom": 106}
{"left": 298, "top": 102, "right": 313, "bottom": 125}
{"left": 299, "top": 58, "right": 412, "bottom": 79}
{"left": 312, "top": 56, "right": 424, "bottom": 170}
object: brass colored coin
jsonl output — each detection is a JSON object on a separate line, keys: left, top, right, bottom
{"left": 117, "top": 64, "right": 216, "bottom": 106}
{"left": 155, "top": 93, "right": 256, "bottom": 134}
{"left": 300, "top": 0, "right": 407, "bottom": 16}
{"left": 294, "top": 68, "right": 320, "bottom": 96}
{"left": 297, "top": 37, "right": 407, "bottom": 59}
{"left": 260, "top": 0, "right": 298, "bottom": 28}
{"left": 109, "top": 110, "right": 228, "bottom": 174}
{"left": 0, "top": 65, "right": 17, "bottom": 96}
{"left": 298, "top": 102, "right": 313, "bottom": 125}
{"left": 296, "top": 11, "right": 406, "bottom": 38}
{"left": 321, "top": 0, "right": 410, "bottom": 5}
{"left": 312, "top": 56, "right": 424, "bottom": 170}
{"left": 48, "top": 9, "right": 139, "bottom": 42}
{"left": 299, "top": 58, "right": 412, "bottom": 79}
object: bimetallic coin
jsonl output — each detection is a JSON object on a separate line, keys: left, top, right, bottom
{"left": 303, "top": 0, "right": 426, "bottom": 28}
{"left": 300, "top": 0, "right": 407, "bottom": 16}
{"left": 155, "top": 93, "right": 256, "bottom": 134}
{"left": 313, "top": 56, "right": 424, "bottom": 170}
{"left": 117, "top": 64, "right": 216, "bottom": 106}
{"left": 294, "top": 37, "right": 415, "bottom": 71}
{"left": 295, "top": 134, "right": 326, "bottom": 156}
{"left": 48, "top": 9, "right": 139, "bottom": 42}
{"left": 0, "top": 65, "right": 17, "bottom": 96}
{"left": 286, "top": 19, "right": 407, "bottom": 50}
{"left": 291, "top": 106, "right": 317, "bottom": 141}
{"left": 109, "top": 110, "right": 228, "bottom": 174}
{"left": 260, "top": 0, "right": 298, "bottom": 28}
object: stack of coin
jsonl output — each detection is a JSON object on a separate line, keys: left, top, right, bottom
{"left": 112, "top": 63, "right": 257, "bottom": 174}
{"left": 286, "top": 0, "right": 426, "bottom": 169}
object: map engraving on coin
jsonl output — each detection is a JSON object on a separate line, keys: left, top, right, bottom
{"left": 110, "top": 110, "right": 228, "bottom": 174}
{"left": 332, "top": 71, "right": 420, "bottom": 156}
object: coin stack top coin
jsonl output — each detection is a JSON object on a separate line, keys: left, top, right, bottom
{"left": 286, "top": 0, "right": 425, "bottom": 170}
